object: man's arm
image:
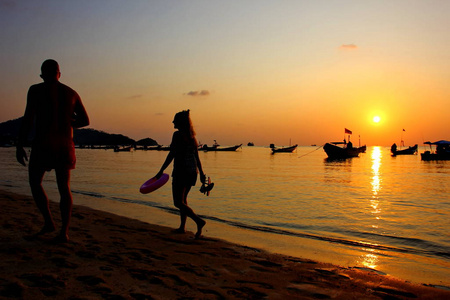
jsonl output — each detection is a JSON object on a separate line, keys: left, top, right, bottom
{"left": 16, "top": 87, "right": 36, "bottom": 166}
{"left": 72, "top": 95, "right": 89, "bottom": 129}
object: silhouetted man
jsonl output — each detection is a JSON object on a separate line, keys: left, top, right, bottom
{"left": 16, "top": 59, "right": 89, "bottom": 242}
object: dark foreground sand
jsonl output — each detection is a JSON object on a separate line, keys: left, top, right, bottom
{"left": 1, "top": 189, "right": 449, "bottom": 299}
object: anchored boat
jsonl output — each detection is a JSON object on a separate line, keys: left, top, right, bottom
{"left": 421, "top": 140, "right": 450, "bottom": 161}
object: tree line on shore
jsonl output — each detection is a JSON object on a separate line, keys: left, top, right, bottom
{"left": 0, "top": 117, "right": 158, "bottom": 148}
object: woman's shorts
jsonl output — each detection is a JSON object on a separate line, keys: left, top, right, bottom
{"left": 172, "top": 171, "right": 197, "bottom": 186}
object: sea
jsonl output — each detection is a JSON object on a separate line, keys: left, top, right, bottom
{"left": 1, "top": 146, "right": 449, "bottom": 287}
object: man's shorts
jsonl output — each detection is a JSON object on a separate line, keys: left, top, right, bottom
{"left": 29, "top": 143, "right": 76, "bottom": 171}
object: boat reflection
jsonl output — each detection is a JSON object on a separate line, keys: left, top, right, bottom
{"left": 323, "top": 158, "right": 353, "bottom": 184}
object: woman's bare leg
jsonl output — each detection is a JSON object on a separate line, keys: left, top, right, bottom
{"left": 172, "top": 182, "right": 205, "bottom": 237}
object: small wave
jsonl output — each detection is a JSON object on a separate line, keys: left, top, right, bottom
{"left": 342, "top": 230, "right": 450, "bottom": 258}
{"left": 73, "top": 190, "right": 105, "bottom": 198}
{"left": 72, "top": 190, "right": 180, "bottom": 216}
{"left": 352, "top": 267, "right": 387, "bottom": 275}
{"left": 199, "top": 216, "right": 450, "bottom": 260}
{"left": 71, "top": 189, "right": 450, "bottom": 261}
{"left": 0, "top": 180, "right": 17, "bottom": 188}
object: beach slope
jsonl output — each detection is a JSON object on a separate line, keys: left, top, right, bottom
{"left": 1, "top": 189, "right": 448, "bottom": 299}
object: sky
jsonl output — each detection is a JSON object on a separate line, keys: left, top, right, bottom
{"left": 1, "top": 0, "right": 449, "bottom": 146}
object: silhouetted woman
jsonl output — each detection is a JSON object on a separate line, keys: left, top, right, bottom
{"left": 156, "top": 110, "right": 206, "bottom": 238}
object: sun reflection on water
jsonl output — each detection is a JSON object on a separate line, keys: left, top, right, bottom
{"left": 370, "top": 147, "right": 382, "bottom": 219}
{"left": 360, "top": 147, "right": 383, "bottom": 270}
{"left": 361, "top": 249, "right": 379, "bottom": 269}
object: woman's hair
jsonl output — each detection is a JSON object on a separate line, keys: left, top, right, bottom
{"left": 174, "top": 110, "right": 197, "bottom": 145}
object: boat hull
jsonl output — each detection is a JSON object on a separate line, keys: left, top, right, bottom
{"left": 358, "top": 145, "right": 367, "bottom": 153}
{"left": 323, "top": 143, "right": 360, "bottom": 159}
{"left": 202, "top": 144, "right": 242, "bottom": 152}
{"left": 392, "top": 145, "right": 418, "bottom": 156}
{"left": 114, "top": 146, "right": 132, "bottom": 152}
{"left": 421, "top": 152, "right": 450, "bottom": 161}
{"left": 272, "top": 145, "right": 298, "bottom": 153}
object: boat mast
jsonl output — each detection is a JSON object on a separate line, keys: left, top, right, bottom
{"left": 401, "top": 129, "right": 405, "bottom": 147}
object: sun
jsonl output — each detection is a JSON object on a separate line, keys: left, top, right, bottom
{"left": 373, "top": 116, "right": 381, "bottom": 123}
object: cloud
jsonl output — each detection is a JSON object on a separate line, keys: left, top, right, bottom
{"left": 185, "top": 90, "right": 210, "bottom": 97}
{"left": 340, "top": 44, "right": 358, "bottom": 50}
{"left": 0, "top": 0, "right": 16, "bottom": 9}
{"left": 127, "top": 94, "right": 143, "bottom": 99}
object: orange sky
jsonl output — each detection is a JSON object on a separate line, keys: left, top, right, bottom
{"left": 1, "top": 1, "right": 449, "bottom": 146}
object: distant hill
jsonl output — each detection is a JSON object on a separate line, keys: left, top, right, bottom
{"left": 0, "top": 118, "right": 21, "bottom": 137}
{"left": 0, "top": 117, "right": 158, "bottom": 147}
{"left": 136, "top": 138, "right": 159, "bottom": 147}
{"left": 0, "top": 118, "right": 22, "bottom": 146}
{"left": 73, "top": 128, "right": 136, "bottom": 146}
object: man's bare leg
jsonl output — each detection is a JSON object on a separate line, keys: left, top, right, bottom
{"left": 56, "top": 168, "right": 72, "bottom": 242}
{"left": 29, "top": 166, "right": 56, "bottom": 235}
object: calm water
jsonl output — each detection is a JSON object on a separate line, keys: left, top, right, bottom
{"left": 1, "top": 146, "right": 449, "bottom": 286}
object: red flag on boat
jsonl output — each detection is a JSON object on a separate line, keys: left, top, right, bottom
{"left": 345, "top": 128, "right": 352, "bottom": 134}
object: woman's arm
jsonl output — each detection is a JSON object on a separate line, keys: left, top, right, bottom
{"left": 194, "top": 143, "right": 206, "bottom": 184}
{"left": 156, "top": 151, "right": 174, "bottom": 178}
{"left": 156, "top": 132, "right": 177, "bottom": 178}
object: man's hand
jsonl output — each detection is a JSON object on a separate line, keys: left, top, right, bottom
{"left": 16, "top": 146, "right": 28, "bottom": 166}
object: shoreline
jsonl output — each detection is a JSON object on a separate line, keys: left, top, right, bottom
{"left": 70, "top": 186, "right": 450, "bottom": 288}
{"left": 1, "top": 189, "right": 449, "bottom": 299}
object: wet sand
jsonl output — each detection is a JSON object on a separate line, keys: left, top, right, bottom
{"left": 1, "top": 189, "right": 449, "bottom": 299}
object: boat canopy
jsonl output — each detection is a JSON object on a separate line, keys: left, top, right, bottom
{"left": 424, "top": 140, "right": 450, "bottom": 145}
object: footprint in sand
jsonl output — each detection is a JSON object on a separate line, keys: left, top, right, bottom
{"left": 18, "top": 273, "right": 65, "bottom": 288}
{"left": 374, "top": 286, "right": 417, "bottom": 298}
{"left": 226, "top": 286, "right": 268, "bottom": 299}
{"left": 236, "top": 280, "right": 274, "bottom": 290}
{"left": 0, "top": 280, "right": 25, "bottom": 298}
{"left": 18, "top": 273, "right": 66, "bottom": 297}
{"left": 76, "top": 275, "right": 105, "bottom": 286}
{"left": 51, "top": 257, "right": 79, "bottom": 269}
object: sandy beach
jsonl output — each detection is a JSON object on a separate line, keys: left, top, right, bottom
{"left": 1, "top": 189, "right": 449, "bottom": 299}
